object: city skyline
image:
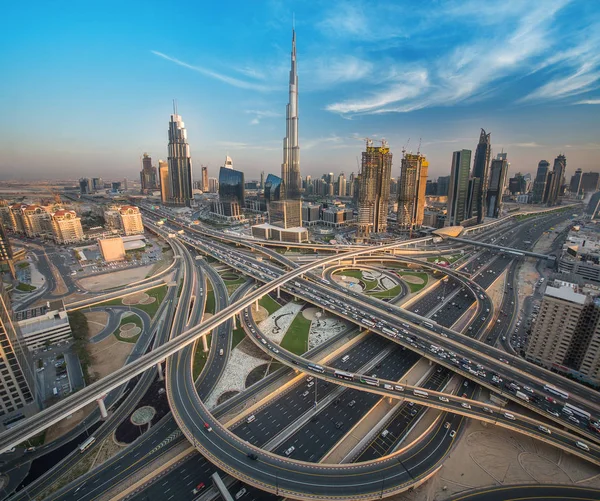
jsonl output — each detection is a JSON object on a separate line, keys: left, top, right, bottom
{"left": 1, "top": 0, "right": 600, "bottom": 182}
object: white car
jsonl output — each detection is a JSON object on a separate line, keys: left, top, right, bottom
{"left": 235, "top": 488, "right": 247, "bottom": 499}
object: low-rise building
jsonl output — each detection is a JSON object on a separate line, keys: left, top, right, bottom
{"left": 51, "top": 210, "right": 84, "bottom": 244}
{"left": 98, "top": 236, "right": 126, "bottom": 262}
{"left": 251, "top": 223, "right": 308, "bottom": 243}
{"left": 16, "top": 300, "right": 72, "bottom": 349}
{"left": 118, "top": 205, "right": 144, "bottom": 235}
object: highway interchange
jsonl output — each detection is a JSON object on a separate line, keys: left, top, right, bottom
{"left": 3, "top": 204, "right": 600, "bottom": 500}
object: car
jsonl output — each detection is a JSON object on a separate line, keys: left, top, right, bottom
{"left": 410, "top": 408, "right": 418, "bottom": 416}
{"left": 192, "top": 482, "right": 206, "bottom": 494}
{"left": 307, "top": 381, "right": 314, "bottom": 388}
{"left": 483, "top": 407, "right": 493, "bottom": 414}
{"left": 444, "top": 421, "right": 451, "bottom": 429}
{"left": 306, "top": 377, "right": 314, "bottom": 383}
{"left": 408, "top": 401, "right": 415, "bottom": 407}
{"left": 235, "top": 488, "right": 247, "bottom": 499}
{"left": 461, "top": 403, "right": 471, "bottom": 409}
{"left": 204, "top": 423, "right": 213, "bottom": 432}
{"left": 463, "top": 381, "right": 469, "bottom": 387}
{"left": 335, "top": 421, "right": 343, "bottom": 429}
{"left": 439, "top": 396, "right": 449, "bottom": 403}
{"left": 284, "top": 446, "right": 295, "bottom": 456}
{"left": 569, "top": 416, "right": 580, "bottom": 424}
{"left": 538, "top": 425, "right": 551, "bottom": 434}
{"left": 504, "top": 413, "right": 516, "bottom": 420}
{"left": 450, "top": 430, "right": 456, "bottom": 438}
{"left": 302, "top": 391, "right": 309, "bottom": 397}
{"left": 348, "top": 400, "right": 356, "bottom": 407}
{"left": 576, "top": 441, "right": 590, "bottom": 452}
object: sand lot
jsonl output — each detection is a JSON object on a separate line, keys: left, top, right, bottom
{"left": 78, "top": 265, "right": 157, "bottom": 292}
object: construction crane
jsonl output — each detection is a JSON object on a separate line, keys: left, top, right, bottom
{"left": 350, "top": 136, "right": 374, "bottom": 148}
{"left": 401, "top": 138, "right": 411, "bottom": 157}
{"left": 416, "top": 137, "right": 422, "bottom": 155}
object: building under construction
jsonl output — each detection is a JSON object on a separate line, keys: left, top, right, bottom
{"left": 357, "top": 140, "right": 393, "bottom": 236}
{"left": 397, "top": 152, "right": 428, "bottom": 232}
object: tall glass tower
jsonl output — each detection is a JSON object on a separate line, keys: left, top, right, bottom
{"left": 167, "top": 105, "right": 193, "bottom": 207}
{"left": 281, "top": 30, "right": 301, "bottom": 201}
{"left": 471, "top": 129, "right": 491, "bottom": 223}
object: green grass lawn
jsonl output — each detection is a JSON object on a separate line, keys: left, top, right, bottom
{"left": 16, "top": 282, "right": 36, "bottom": 292}
{"left": 280, "top": 312, "right": 311, "bottom": 355}
{"left": 232, "top": 325, "right": 246, "bottom": 349}
{"left": 205, "top": 287, "right": 216, "bottom": 315}
{"left": 259, "top": 294, "right": 281, "bottom": 315}
{"left": 17, "top": 262, "right": 30, "bottom": 269}
{"left": 192, "top": 333, "right": 212, "bottom": 379}
{"left": 132, "top": 285, "right": 167, "bottom": 318}
{"left": 399, "top": 272, "right": 429, "bottom": 293}
{"left": 113, "top": 312, "right": 143, "bottom": 343}
{"left": 369, "top": 284, "right": 403, "bottom": 299}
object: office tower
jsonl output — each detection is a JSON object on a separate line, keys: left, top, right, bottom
{"left": 0, "top": 220, "right": 15, "bottom": 278}
{"left": 397, "top": 153, "right": 428, "bottom": 231}
{"left": 347, "top": 172, "right": 355, "bottom": 196}
{"left": 167, "top": 105, "right": 194, "bottom": 207}
{"left": 337, "top": 173, "right": 347, "bottom": 197}
{"left": 0, "top": 281, "right": 36, "bottom": 429}
{"left": 471, "top": 129, "right": 491, "bottom": 223}
{"left": 486, "top": 155, "right": 508, "bottom": 218}
{"left": 208, "top": 178, "right": 219, "bottom": 193}
{"left": 357, "top": 140, "right": 392, "bottom": 235}
{"left": 508, "top": 173, "right": 526, "bottom": 195}
{"left": 79, "top": 178, "right": 91, "bottom": 195}
{"left": 268, "top": 200, "right": 302, "bottom": 229}
{"left": 586, "top": 192, "right": 600, "bottom": 219}
{"left": 92, "top": 177, "right": 103, "bottom": 192}
{"left": 580, "top": 172, "right": 600, "bottom": 196}
{"left": 446, "top": 150, "right": 471, "bottom": 226}
{"left": 159, "top": 160, "right": 169, "bottom": 204}
{"left": 118, "top": 206, "right": 144, "bottom": 235}
{"left": 260, "top": 171, "right": 265, "bottom": 190}
{"left": 111, "top": 182, "right": 121, "bottom": 193}
{"left": 570, "top": 168, "right": 583, "bottom": 195}
{"left": 523, "top": 173, "right": 532, "bottom": 192}
{"left": 200, "top": 166, "right": 209, "bottom": 192}
{"left": 436, "top": 175, "right": 450, "bottom": 197}
{"left": 466, "top": 177, "right": 480, "bottom": 220}
{"left": 526, "top": 281, "right": 600, "bottom": 382}
{"left": 140, "top": 153, "right": 158, "bottom": 192}
{"left": 214, "top": 166, "right": 245, "bottom": 219}
{"left": 51, "top": 210, "right": 84, "bottom": 244}
{"left": 302, "top": 203, "right": 321, "bottom": 225}
{"left": 264, "top": 174, "right": 282, "bottom": 203}
{"left": 532, "top": 160, "right": 550, "bottom": 203}
{"left": 425, "top": 180, "right": 436, "bottom": 196}
{"left": 547, "top": 154, "right": 566, "bottom": 206}
{"left": 281, "top": 29, "right": 301, "bottom": 200}
{"left": 223, "top": 156, "right": 233, "bottom": 170}
{"left": 328, "top": 182, "right": 334, "bottom": 197}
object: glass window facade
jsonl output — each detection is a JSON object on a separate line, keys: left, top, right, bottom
{"left": 264, "top": 174, "right": 282, "bottom": 203}
{"left": 218, "top": 166, "right": 245, "bottom": 205}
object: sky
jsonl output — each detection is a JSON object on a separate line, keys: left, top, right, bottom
{"left": 1, "top": 0, "right": 599, "bottom": 183}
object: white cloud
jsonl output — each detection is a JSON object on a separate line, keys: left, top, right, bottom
{"left": 245, "top": 109, "right": 281, "bottom": 125}
{"left": 151, "top": 51, "right": 275, "bottom": 92}
{"left": 575, "top": 99, "right": 600, "bottom": 105}
{"left": 512, "top": 142, "right": 543, "bottom": 148}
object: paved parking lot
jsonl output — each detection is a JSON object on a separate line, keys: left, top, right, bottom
{"left": 32, "top": 343, "right": 82, "bottom": 403}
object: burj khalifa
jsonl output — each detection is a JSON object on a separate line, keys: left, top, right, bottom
{"left": 281, "top": 29, "right": 301, "bottom": 200}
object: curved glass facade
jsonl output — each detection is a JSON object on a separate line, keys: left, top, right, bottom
{"left": 218, "top": 166, "right": 245, "bottom": 205}
{"left": 264, "top": 174, "right": 282, "bottom": 202}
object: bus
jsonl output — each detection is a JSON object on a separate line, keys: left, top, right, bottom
{"left": 564, "top": 403, "right": 591, "bottom": 421}
{"left": 79, "top": 436, "right": 96, "bottom": 453}
{"left": 307, "top": 364, "right": 325, "bottom": 374}
{"left": 421, "top": 321, "right": 434, "bottom": 329}
{"left": 543, "top": 384, "right": 569, "bottom": 400}
{"left": 413, "top": 389, "right": 429, "bottom": 398}
{"left": 382, "top": 327, "right": 397, "bottom": 337}
{"left": 360, "top": 376, "right": 380, "bottom": 387}
{"left": 361, "top": 319, "right": 375, "bottom": 328}
{"left": 334, "top": 370, "right": 354, "bottom": 381}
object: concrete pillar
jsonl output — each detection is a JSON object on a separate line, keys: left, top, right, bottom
{"left": 97, "top": 397, "right": 108, "bottom": 419}
{"left": 352, "top": 257, "right": 356, "bottom": 266}
{"left": 277, "top": 287, "right": 281, "bottom": 299}
{"left": 157, "top": 362, "right": 164, "bottom": 381}
{"left": 202, "top": 334, "right": 209, "bottom": 352}
{"left": 255, "top": 299, "right": 259, "bottom": 311}
{"left": 232, "top": 314, "right": 237, "bottom": 330}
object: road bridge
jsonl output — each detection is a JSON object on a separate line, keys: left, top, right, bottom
{"left": 445, "top": 236, "right": 556, "bottom": 262}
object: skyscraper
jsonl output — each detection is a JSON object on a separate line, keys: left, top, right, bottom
{"left": 532, "top": 160, "right": 550, "bottom": 203}
{"left": 0, "top": 219, "right": 15, "bottom": 278}
{"left": 570, "top": 168, "right": 582, "bottom": 196}
{"left": 337, "top": 173, "right": 347, "bottom": 197}
{"left": 436, "top": 175, "right": 450, "bottom": 197}
{"left": 581, "top": 172, "right": 600, "bottom": 197}
{"left": 79, "top": 178, "right": 91, "bottom": 195}
{"left": 486, "top": 154, "right": 508, "bottom": 218}
{"left": 201, "top": 166, "right": 209, "bottom": 192}
{"left": 223, "top": 156, "right": 234, "bottom": 170}
{"left": 471, "top": 129, "right": 491, "bottom": 223}
{"left": 214, "top": 166, "right": 245, "bottom": 219}
{"left": 446, "top": 150, "right": 471, "bottom": 226}
{"left": 159, "top": 160, "right": 169, "bottom": 204}
{"left": 260, "top": 171, "right": 265, "bottom": 190}
{"left": 357, "top": 140, "right": 392, "bottom": 235}
{"left": 397, "top": 153, "right": 428, "bottom": 231}
{"left": 0, "top": 282, "right": 36, "bottom": 430}
{"left": 547, "top": 154, "right": 566, "bottom": 206}
{"left": 281, "top": 29, "right": 301, "bottom": 200}
{"left": 167, "top": 104, "right": 193, "bottom": 207}
{"left": 140, "top": 153, "right": 158, "bottom": 193}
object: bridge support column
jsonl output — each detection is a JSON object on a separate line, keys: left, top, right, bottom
{"left": 277, "top": 287, "right": 281, "bottom": 299}
{"left": 202, "top": 334, "right": 209, "bottom": 353}
{"left": 97, "top": 397, "right": 108, "bottom": 419}
{"left": 255, "top": 299, "right": 259, "bottom": 311}
{"left": 232, "top": 314, "right": 237, "bottom": 330}
{"left": 352, "top": 257, "right": 356, "bottom": 266}
{"left": 157, "top": 362, "right": 164, "bottom": 381}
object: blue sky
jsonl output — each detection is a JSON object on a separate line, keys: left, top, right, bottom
{"left": 1, "top": 0, "right": 599, "bottom": 182}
